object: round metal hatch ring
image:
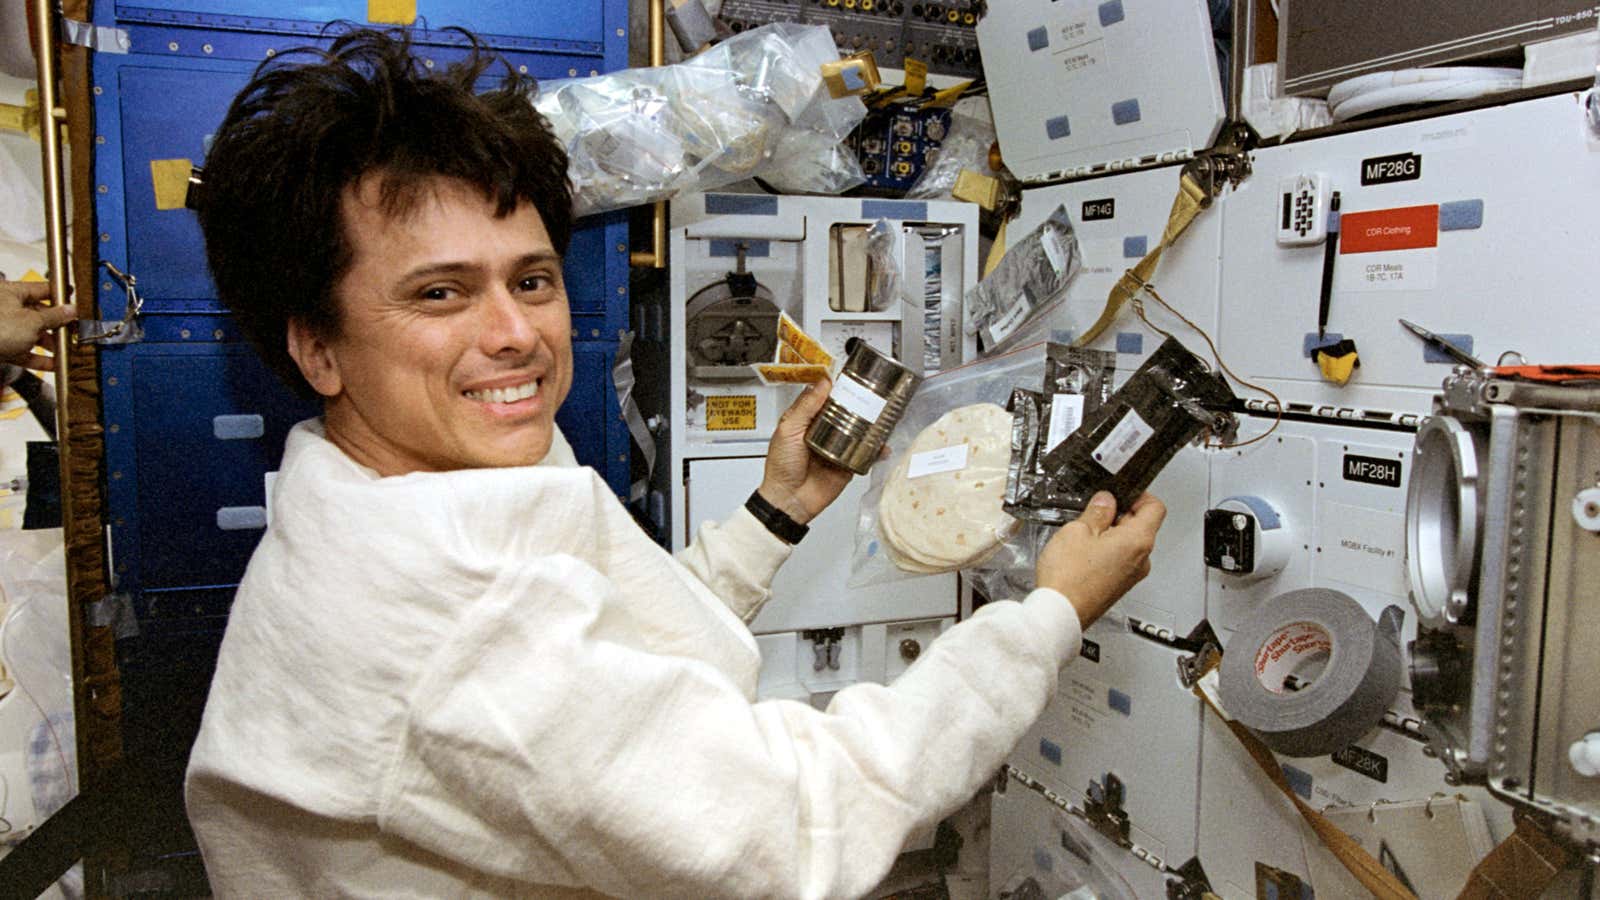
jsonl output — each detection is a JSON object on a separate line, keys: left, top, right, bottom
{"left": 1406, "top": 415, "right": 1481, "bottom": 628}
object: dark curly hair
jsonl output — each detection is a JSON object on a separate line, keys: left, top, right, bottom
{"left": 195, "top": 26, "right": 573, "bottom": 399}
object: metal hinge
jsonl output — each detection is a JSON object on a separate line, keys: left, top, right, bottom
{"left": 1181, "top": 120, "right": 1259, "bottom": 206}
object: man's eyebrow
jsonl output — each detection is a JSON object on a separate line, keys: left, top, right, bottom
{"left": 397, "top": 261, "right": 478, "bottom": 284}
{"left": 399, "top": 253, "right": 562, "bottom": 283}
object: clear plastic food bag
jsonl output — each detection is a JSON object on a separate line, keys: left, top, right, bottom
{"left": 849, "top": 343, "right": 1049, "bottom": 589}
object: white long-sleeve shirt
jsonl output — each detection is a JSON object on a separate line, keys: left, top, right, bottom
{"left": 185, "top": 419, "right": 1083, "bottom": 899}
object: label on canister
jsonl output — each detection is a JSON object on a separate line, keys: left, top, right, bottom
{"left": 829, "top": 375, "right": 889, "bottom": 423}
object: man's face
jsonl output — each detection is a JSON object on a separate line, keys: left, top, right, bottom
{"left": 289, "top": 174, "right": 573, "bottom": 475}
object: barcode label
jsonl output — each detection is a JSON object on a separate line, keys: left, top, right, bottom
{"left": 1046, "top": 394, "right": 1086, "bottom": 452}
{"left": 1091, "top": 409, "right": 1154, "bottom": 474}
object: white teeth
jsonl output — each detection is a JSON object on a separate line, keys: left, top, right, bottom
{"left": 466, "top": 380, "right": 539, "bottom": 404}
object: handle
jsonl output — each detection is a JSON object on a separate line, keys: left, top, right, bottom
{"left": 629, "top": 0, "right": 667, "bottom": 269}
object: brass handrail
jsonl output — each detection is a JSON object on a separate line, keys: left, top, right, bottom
{"left": 629, "top": 0, "right": 667, "bottom": 269}
{"left": 30, "top": 0, "right": 90, "bottom": 795}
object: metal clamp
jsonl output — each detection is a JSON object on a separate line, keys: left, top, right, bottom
{"left": 1181, "top": 120, "right": 1258, "bottom": 206}
{"left": 78, "top": 261, "right": 145, "bottom": 345}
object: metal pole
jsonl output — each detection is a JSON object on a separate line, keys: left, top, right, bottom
{"left": 630, "top": 0, "right": 668, "bottom": 269}
{"left": 30, "top": 0, "right": 91, "bottom": 794}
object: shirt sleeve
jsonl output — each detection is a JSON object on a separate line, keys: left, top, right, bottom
{"left": 379, "top": 558, "right": 1082, "bottom": 900}
{"left": 674, "top": 506, "right": 793, "bottom": 623}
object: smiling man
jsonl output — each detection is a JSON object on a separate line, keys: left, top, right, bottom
{"left": 183, "top": 27, "right": 1165, "bottom": 899}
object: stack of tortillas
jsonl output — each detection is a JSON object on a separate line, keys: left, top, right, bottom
{"left": 878, "top": 403, "right": 1018, "bottom": 573}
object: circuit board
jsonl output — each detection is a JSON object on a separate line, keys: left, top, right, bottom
{"left": 719, "top": 0, "right": 983, "bottom": 79}
{"left": 848, "top": 103, "right": 953, "bottom": 191}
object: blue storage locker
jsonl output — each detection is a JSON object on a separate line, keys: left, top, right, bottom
{"left": 91, "top": 0, "right": 632, "bottom": 603}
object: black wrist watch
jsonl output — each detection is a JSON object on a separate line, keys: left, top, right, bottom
{"left": 745, "top": 490, "right": 810, "bottom": 545}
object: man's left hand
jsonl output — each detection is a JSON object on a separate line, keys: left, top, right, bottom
{"left": 757, "top": 378, "right": 853, "bottom": 526}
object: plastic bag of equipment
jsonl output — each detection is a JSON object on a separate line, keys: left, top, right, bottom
{"left": 1020, "top": 336, "right": 1238, "bottom": 517}
{"left": 906, "top": 97, "right": 999, "bottom": 201}
{"left": 849, "top": 344, "right": 1048, "bottom": 588}
{"left": 964, "top": 205, "right": 1082, "bottom": 354}
{"left": 536, "top": 23, "right": 867, "bottom": 217}
{"left": 863, "top": 218, "right": 904, "bottom": 313}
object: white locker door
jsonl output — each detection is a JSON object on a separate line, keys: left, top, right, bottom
{"left": 684, "top": 456, "right": 957, "bottom": 635}
{"left": 1198, "top": 418, "right": 1513, "bottom": 898}
{"left": 1217, "top": 91, "right": 1600, "bottom": 417}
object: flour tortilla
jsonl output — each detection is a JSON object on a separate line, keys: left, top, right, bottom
{"left": 878, "top": 403, "right": 1017, "bottom": 571}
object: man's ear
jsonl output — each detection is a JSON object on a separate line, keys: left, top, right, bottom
{"left": 286, "top": 318, "right": 343, "bottom": 398}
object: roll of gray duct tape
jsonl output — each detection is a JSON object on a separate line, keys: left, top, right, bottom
{"left": 1218, "top": 588, "right": 1405, "bottom": 758}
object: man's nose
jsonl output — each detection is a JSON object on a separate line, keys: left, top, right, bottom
{"left": 479, "top": 288, "right": 539, "bottom": 358}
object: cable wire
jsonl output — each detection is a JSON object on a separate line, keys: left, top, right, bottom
{"left": 1123, "top": 270, "right": 1283, "bottom": 449}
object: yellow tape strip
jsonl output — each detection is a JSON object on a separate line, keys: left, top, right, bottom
{"left": 150, "top": 158, "right": 194, "bottom": 211}
{"left": 983, "top": 219, "right": 1007, "bottom": 279}
{"left": 1074, "top": 171, "right": 1209, "bottom": 348}
{"left": 926, "top": 79, "right": 972, "bottom": 108}
{"left": 952, "top": 169, "right": 1001, "bottom": 211}
{"left": 367, "top": 0, "right": 417, "bottom": 25}
{"left": 902, "top": 58, "right": 927, "bottom": 96}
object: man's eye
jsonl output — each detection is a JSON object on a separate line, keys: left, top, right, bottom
{"left": 517, "top": 275, "right": 550, "bottom": 292}
{"left": 421, "top": 286, "right": 455, "bottom": 301}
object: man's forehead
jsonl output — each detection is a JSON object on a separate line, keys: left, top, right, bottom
{"left": 338, "top": 173, "right": 550, "bottom": 251}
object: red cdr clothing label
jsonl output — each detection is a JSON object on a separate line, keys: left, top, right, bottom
{"left": 1339, "top": 204, "right": 1439, "bottom": 254}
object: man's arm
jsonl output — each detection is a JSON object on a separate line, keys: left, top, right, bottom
{"left": 675, "top": 379, "right": 852, "bottom": 622}
{"left": 379, "top": 492, "right": 1163, "bottom": 899}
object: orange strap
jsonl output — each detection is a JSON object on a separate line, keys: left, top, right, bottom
{"left": 1193, "top": 679, "right": 1418, "bottom": 900}
{"left": 1491, "top": 364, "right": 1600, "bottom": 383}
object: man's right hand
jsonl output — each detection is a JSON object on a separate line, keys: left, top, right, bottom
{"left": 0, "top": 280, "right": 75, "bottom": 371}
{"left": 1034, "top": 490, "right": 1166, "bottom": 628}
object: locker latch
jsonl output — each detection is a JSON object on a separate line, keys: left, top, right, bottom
{"left": 801, "top": 628, "right": 845, "bottom": 672}
{"left": 1084, "top": 772, "right": 1131, "bottom": 845}
{"left": 79, "top": 261, "right": 144, "bottom": 345}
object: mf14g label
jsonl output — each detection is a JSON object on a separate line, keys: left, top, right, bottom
{"left": 1081, "top": 198, "right": 1115, "bottom": 221}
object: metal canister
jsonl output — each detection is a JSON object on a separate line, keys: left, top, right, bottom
{"left": 805, "top": 338, "right": 921, "bottom": 474}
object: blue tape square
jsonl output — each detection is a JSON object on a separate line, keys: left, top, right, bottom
{"left": 1122, "top": 235, "right": 1148, "bottom": 258}
{"left": 1283, "top": 764, "right": 1314, "bottom": 800}
{"left": 1046, "top": 114, "right": 1072, "bottom": 140}
{"left": 1423, "top": 333, "right": 1475, "bottom": 364}
{"left": 1027, "top": 26, "right": 1049, "bottom": 51}
{"left": 860, "top": 199, "right": 928, "bottom": 220}
{"left": 1108, "top": 688, "right": 1131, "bottom": 716}
{"left": 212, "top": 414, "right": 264, "bottom": 440}
{"left": 1304, "top": 332, "right": 1345, "bottom": 358}
{"left": 1051, "top": 328, "right": 1078, "bottom": 344}
{"left": 1098, "top": 0, "right": 1125, "bottom": 25}
{"left": 1111, "top": 98, "right": 1142, "bottom": 125}
{"left": 1116, "top": 331, "right": 1143, "bottom": 354}
{"left": 709, "top": 239, "right": 769, "bottom": 258}
{"left": 216, "top": 506, "right": 267, "bottom": 532}
{"left": 1439, "top": 199, "right": 1485, "bottom": 231}
{"left": 705, "top": 194, "right": 778, "bottom": 215}
{"left": 841, "top": 66, "right": 866, "bottom": 91}
{"left": 1039, "top": 737, "right": 1063, "bottom": 765}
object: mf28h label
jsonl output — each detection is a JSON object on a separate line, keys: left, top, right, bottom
{"left": 1343, "top": 453, "right": 1402, "bottom": 488}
